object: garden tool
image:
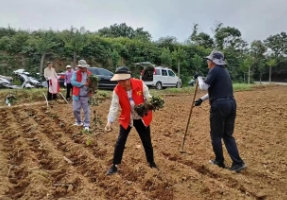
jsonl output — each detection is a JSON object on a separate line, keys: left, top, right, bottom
{"left": 43, "top": 92, "right": 49, "bottom": 107}
{"left": 180, "top": 80, "right": 199, "bottom": 153}
{"left": 59, "top": 92, "right": 69, "bottom": 104}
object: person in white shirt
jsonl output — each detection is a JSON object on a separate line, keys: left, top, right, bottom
{"left": 105, "top": 66, "right": 158, "bottom": 175}
{"left": 44, "top": 61, "right": 58, "bottom": 101}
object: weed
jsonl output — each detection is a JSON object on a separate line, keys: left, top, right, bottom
{"left": 5, "top": 93, "right": 17, "bottom": 106}
{"left": 134, "top": 95, "right": 165, "bottom": 117}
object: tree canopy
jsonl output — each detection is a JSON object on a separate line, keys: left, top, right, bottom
{"left": 0, "top": 22, "right": 286, "bottom": 84}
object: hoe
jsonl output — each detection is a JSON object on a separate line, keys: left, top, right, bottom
{"left": 180, "top": 80, "right": 199, "bottom": 153}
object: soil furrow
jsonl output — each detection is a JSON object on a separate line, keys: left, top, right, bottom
{"left": 0, "top": 86, "right": 286, "bottom": 199}
{"left": 11, "top": 108, "right": 101, "bottom": 199}
{"left": 161, "top": 151, "right": 286, "bottom": 199}
{"left": 34, "top": 106, "right": 175, "bottom": 200}
{"left": 0, "top": 108, "right": 34, "bottom": 199}
{"left": 24, "top": 107, "right": 160, "bottom": 199}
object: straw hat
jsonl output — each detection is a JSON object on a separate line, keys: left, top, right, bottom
{"left": 110, "top": 66, "right": 131, "bottom": 81}
{"left": 77, "top": 59, "right": 89, "bottom": 68}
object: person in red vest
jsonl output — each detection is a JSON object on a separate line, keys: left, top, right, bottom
{"left": 105, "top": 66, "right": 158, "bottom": 175}
{"left": 71, "top": 60, "right": 92, "bottom": 131}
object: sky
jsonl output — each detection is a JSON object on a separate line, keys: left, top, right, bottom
{"left": 0, "top": 0, "right": 286, "bottom": 44}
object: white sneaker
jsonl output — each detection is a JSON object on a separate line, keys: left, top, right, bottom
{"left": 73, "top": 122, "right": 83, "bottom": 126}
{"left": 84, "top": 126, "right": 89, "bottom": 131}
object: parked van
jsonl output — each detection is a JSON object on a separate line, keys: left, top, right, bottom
{"left": 140, "top": 66, "right": 182, "bottom": 90}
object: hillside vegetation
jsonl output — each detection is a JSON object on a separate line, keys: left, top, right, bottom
{"left": 1, "top": 23, "right": 287, "bottom": 84}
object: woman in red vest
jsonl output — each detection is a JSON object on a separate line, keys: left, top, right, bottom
{"left": 105, "top": 66, "right": 158, "bottom": 175}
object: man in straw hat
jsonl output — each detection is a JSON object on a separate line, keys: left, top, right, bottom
{"left": 105, "top": 66, "right": 158, "bottom": 175}
{"left": 193, "top": 50, "right": 246, "bottom": 173}
{"left": 71, "top": 60, "right": 92, "bottom": 131}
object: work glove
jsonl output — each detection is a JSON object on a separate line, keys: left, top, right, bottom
{"left": 194, "top": 73, "right": 201, "bottom": 80}
{"left": 47, "top": 77, "right": 52, "bottom": 80}
{"left": 104, "top": 122, "right": 113, "bottom": 132}
{"left": 64, "top": 82, "right": 67, "bottom": 87}
{"left": 194, "top": 98, "right": 203, "bottom": 106}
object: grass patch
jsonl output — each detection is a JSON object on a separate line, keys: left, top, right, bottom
{"left": 0, "top": 88, "right": 47, "bottom": 105}
{"left": 232, "top": 83, "right": 253, "bottom": 91}
{"left": 96, "top": 90, "right": 111, "bottom": 98}
{"left": 150, "top": 83, "right": 255, "bottom": 96}
{"left": 150, "top": 87, "right": 195, "bottom": 95}
{"left": 0, "top": 88, "right": 113, "bottom": 106}
{"left": 0, "top": 83, "right": 258, "bottom": 106}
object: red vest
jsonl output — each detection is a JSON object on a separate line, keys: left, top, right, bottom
{"left": 114, "top": 78, "right": 152, "bottom": 129}
{"left": 73, "top": 70, "right": 92, "bottom": 97}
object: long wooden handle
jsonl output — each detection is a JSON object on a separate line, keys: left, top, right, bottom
{"left": 59, "top": 92, "right": 69, "bottom": 104}
{"left": 43, "top": 92, "right": 49, "bottom": 107}
{"left": 180, "top": 80, "right": 199, "bottom": 151}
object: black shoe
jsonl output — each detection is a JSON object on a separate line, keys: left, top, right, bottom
{"left": 106, "top": 165, "right": 118, "bottom": 175}
{"left": 149, "top": 162, "right": 159, "bottom": 170}
{"left": 209, "top": 160, "right": 226, "bottom": 168}
{"left": 230, "top": 163, "right": 247, "bottom": 172}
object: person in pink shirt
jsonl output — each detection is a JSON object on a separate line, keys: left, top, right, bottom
{"left": 64, "top": 65, "right": 74, "bottom": 100}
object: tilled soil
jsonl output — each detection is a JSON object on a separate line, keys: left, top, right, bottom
{"left": 0, "top": 85, "right": 286, "bottom": 200}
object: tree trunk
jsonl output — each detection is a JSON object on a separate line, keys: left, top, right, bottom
{"left": 243, "top": 73, "right": 245, "bottom": 83}
{"left": 20, "top": 56, "right": 26, "bottom": 69}
{"left": 259, "top": 74, "right": 262, "bottom": 84}
{"left": 73, "top": 51, "right": 77, "bottom": 68}
{"left": 177, "top": 60, "right": 181, "bottom": 88}
{"left": 248, "top": 66, "right": 251, "bottom": 84}
{"left": 39, "top": 52, "right": 46, "bottom": 76}
{"left": 114, "top": 59, "right": 119, "bottom": 70}
{"left": 269, "top": 66, "right": 272, "bottom": 83}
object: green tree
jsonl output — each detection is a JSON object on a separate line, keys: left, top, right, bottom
{"left": 1, "top": 23, "right": 287, "bottom": 85}
{"left": 266, "top": 58, "right": 277, "bottom": 82}
{"left": 172, "top": 48, "right": 186, "bottom": 87}
{"left": 160, "top": 47, "right": 172, "bottom": 67}
{"left": 240, "top": 55, "right": 253, "bottom": 84}
{"left": 97, "top": 23, "right": 151, "bottom": 41}
{"left": 257, "top": 59, "right": 266, "bottom": 84}
{"left": 191, "top": 54, "right": 203, "bottom": 74}
{"left": 61, "top": 26, "right": 88, "bottom": 68}
{"left": 156, "top": 36, "right": 178, "bottom": 52}
{"left": 214, "top": 24, "right": 247, "bottom": 50}
{"left": 28, "top": 30, "right": 58, "bottom": 75}
{"left": 189, "top": 24, "right": 214, "bottom": 48}
{"left": 264, "top": 32, "right": 287, "bottom": 58}
{"left": 111, "top": 49, "right": 121, "bottom": 70}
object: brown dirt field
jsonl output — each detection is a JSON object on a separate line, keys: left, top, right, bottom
{"left": 0, "top": 85, "right": 287, "bottom": 200}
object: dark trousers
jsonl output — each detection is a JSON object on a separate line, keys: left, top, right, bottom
{"left": 209, "top": 98, "right": 244, "bottom": 165}
{"left": 66, "top": 83, "right": 73, "bottom": 99}
{"left": 113, "top": 120, "right": 155, "bottom": 165}
{"left": 47, "top": 80, "right": 57, "bottom": 101}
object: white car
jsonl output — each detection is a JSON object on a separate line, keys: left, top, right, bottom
{"left": 140, "top": 66, "right": 182, "bottom": 90}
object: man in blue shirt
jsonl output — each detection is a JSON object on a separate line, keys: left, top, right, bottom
{"left": 194, "top": 50, "right": 246, "bottom": 173}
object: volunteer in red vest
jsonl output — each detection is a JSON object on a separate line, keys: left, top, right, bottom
{"left": 105, "top": 66, "right": 158, "bottom": 175}
{"left": 71, "top": 60, "right": 92, "bottom": 131}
